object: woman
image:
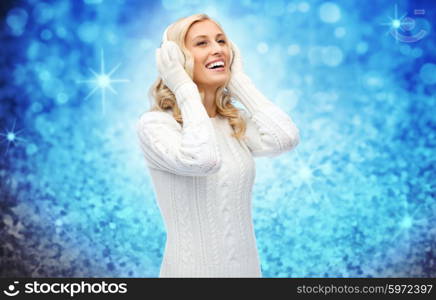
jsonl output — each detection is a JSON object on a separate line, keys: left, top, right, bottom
{"left": 136, "top": 13, "right": 300, "bottom": 277}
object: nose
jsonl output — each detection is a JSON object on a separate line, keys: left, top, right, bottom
{"left": 210, "top": 40, "right": 224, "bottom": 54}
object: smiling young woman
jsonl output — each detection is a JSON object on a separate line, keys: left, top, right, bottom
{"left": 183, "top": 20, "right": 231, "bottom": 118}
{"left": 136, "top": 13, "right": 300, "bottom": 278}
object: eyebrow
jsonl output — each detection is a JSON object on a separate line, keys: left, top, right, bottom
{"left": 193, "top": 33, "right": 225, "bottom": 40}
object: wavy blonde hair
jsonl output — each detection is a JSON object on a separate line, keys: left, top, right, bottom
{"left": 148, "top": 13, "right": 247, "bottom": 140}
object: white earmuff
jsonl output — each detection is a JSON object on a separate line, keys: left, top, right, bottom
{"left": 160, "top": 26, "right": 187, "bottom": 66}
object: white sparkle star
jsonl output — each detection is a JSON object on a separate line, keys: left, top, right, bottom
{"left": 0, "top": 118, "right": 26, "bottom": 155}
{"left": 293, "top": 147, "right": 325, "bottom": 205}
{"left": 380, "top": 4, "right": 408, "bottom": 43}
{"left": 79, "top": 49, "right": 129, "bottom": 114}
{"left": 389, "top": 205, "right": 427, "bottom": 244}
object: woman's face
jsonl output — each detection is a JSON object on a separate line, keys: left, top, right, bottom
{"left": 184, "top": 19, "right": 231, "bottom": 91}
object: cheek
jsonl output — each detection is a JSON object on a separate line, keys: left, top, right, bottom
{"left": 196, "top": 60, "right": 205, "bottom": 71}
{"left": 194, "top": 58, "right": 208, "bottom": 76}
{"left": 192, "top": 58, "right": 207, "bottom": 82}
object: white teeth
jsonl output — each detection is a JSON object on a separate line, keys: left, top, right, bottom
{"left": 206, "top": 61, "right": 224, "bottom": 69}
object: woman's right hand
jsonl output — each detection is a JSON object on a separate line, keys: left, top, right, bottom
{"left": 156, "top": 41, "right": 193, "bottom": 94}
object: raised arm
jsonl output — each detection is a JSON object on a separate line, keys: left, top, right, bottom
{"left": 136, "top": 41, "right": 221, "bottom": 176}
{"left": 227, "top": 40, "right": 300, "bottom": 157}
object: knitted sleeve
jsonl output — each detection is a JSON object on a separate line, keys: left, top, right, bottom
{"left": 136, "top": 83, "right": 222, "bottom": 176}
{"left": 229, "top": 73, "right": 300, "bottom": 158}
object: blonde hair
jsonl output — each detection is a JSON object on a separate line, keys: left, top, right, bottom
{"left": 148, "top": 13, "right": 247, "bottom": 140}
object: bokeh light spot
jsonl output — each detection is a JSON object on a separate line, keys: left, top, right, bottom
{"left": 319, "top": 2, "right": 341, "bottom": 23}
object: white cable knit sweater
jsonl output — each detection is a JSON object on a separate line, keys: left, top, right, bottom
{"left": 136, "top": 73, "right": 300, "bottom": 277}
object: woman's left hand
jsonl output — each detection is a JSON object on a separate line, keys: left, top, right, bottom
{"left": 229, "top": 39, "right": 244, "bottom": 77}
{"left": 227, "top": 40, "right": 251, "bottom": 96}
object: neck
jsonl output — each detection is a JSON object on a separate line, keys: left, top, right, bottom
{"left": 199, "top": 86, "right": 218, "bottom": 118}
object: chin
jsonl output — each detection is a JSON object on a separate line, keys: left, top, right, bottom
{"left": 195, "top": 72, "right": 229, "bottom": 88}
{"left": 207, "top": 74, "right": 229, "bottom": 84}
{"left": 209, "top": 80, "right": 228, "bottom": 88}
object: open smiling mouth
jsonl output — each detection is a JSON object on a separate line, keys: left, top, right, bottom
{"left": 206, "top": 66, "right": 225, "bottom": 72}
{"left": 205, "top": 61, "right": 225, "bottom": 72}
{"left": 206, "top": 66, "right": 224, "bottom": 72}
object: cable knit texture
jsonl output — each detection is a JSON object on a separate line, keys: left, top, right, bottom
{"left": 136, "top": 81, "right": 300, "bottom": 278}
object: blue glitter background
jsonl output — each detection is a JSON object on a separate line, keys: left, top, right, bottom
{"left": 1, "top": 0, "right": 435, "bottom": 278}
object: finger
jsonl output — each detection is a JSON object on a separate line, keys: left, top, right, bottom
{"left": 166, "top": 41, "right": 177, "bottom": 63}
{"left": 160, "top": 42, "right": 171, "bottom": 67}
{"left": 232, "top": 42, "right": 241, "bottom": 57}
{"left": 229, "top": 40, "right": 238, "bottom": 66}
{"left": 156, "top": 48, "right": 160, "bottom": 61}
{"left": 167, "top": 41, "right": 184, "bottom": 65}
{"left": 156, "top": 48, "right": 162, "bottom": 69}
{"left": 233, "top": 43, "right": 243, "bottom": 68}
{"left": 174, "top": 44, "right": 185, "bottom": 66}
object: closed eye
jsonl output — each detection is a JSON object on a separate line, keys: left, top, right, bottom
{"left": 196, "top": 40, "right": 226, "bottom": 46}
